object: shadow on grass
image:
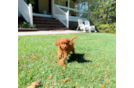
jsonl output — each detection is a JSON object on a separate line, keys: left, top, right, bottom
{"left": 67, "top": 53, "right": 92, "bottom": 63}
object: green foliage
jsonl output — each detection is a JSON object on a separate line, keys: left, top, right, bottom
{"left": 99, "top": 23, "right": 116, "bottom": 33}
{"left": 18, "top": 21, "right": 36, "bottom": 28}
{"left": 89, "top": 0, "right": 116, "bottom": 33}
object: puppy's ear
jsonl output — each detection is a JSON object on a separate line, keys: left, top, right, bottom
{"left": 55, "top": 39, "right": 60, "bottom": 46}
{"left": 69, "top": 41, "right": 74, "bottom": 46}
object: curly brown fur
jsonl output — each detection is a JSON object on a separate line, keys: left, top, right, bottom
{"left": 55, "top": 37, "right": 77, "bottom": 66}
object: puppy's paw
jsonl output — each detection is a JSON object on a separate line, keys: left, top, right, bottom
{"left": 58, "top": 56, "right": 61, "bottom": 60}
{"left": 59, "top": 61, "right": 66, "bottom": 67}
{"left": 57, "top": 54, "right": 62, "bottom": 59}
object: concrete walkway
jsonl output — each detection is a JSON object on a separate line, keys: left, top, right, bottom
{"left": 18, "top": 30, "right": 83, "bottom": 36}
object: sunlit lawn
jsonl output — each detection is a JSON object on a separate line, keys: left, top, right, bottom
{"left": 18, "top": 33, "right": 116, "bottom": 88}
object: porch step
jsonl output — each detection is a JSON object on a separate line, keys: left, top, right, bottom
{"left": 33, "top": 16, "right": 66, "bottom": 30}
{"left": 33, "top": 21, "right": 63, "bottom": 25}
{"left": 36, "top": 27, "right": 67, "bottom": 30}
{"left": 35, "top": 24, "right": 65, "bottom": 27}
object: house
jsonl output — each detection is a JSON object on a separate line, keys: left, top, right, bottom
{"left": 18, "top": 0, "right": 90, "bottom": 30}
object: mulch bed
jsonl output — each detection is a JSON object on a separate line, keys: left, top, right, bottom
{"left": 18, "top": 28, "right": 37, "bottom": 31}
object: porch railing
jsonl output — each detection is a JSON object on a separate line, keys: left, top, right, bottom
{"left": 57, "top": 5, "right": 89, "bottom": 22}
{"left": 52, "top": 1, "right": 89, "bottom": 27}
{"left": 53, "top": 4, "right": 69, "bottom": 28}
{"left": 56, "top": 5, "right": 88, "bottom": 17}
{"left": 18, "top": 0, "right": 33, "bottom": 25}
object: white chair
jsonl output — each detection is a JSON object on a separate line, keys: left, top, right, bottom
{"left": 76, "top": 19, "right": 86, "bottom": 32}
{"left": 85, "top": 21, "right": 97, "bottom": 33}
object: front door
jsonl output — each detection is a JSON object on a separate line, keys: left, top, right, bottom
{"left": 48, "top": 0, "right": 52, "bottom": 14}
{"left": 27, "top": 0, "right": 39, "bottom": 13}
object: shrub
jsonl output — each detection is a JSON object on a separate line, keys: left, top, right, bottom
{"left": 99, "top": 23, "right": 116, "bottom": 33}
{"left": 18, "top": 21, "right": 36, "bottom": 28}
{"left": 89, "top": 12, "right": 116, "bottom": 34}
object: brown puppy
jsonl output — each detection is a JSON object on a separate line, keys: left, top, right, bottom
{"left": 55, "top": 37, "right": 77, "bottom": 66}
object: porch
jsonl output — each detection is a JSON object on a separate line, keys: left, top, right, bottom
{"left": 18, "top": 0, "right": 91, "bottom": 29}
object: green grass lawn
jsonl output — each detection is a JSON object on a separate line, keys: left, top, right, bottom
{"left": 18, "top": 33, "right": 116, "bottom": 88}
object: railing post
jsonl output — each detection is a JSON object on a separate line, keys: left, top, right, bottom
{"left": 18, "top": 11, "right": 21, "bottom": 17}
{"left": 29, "top": 3, "right": 33, "bottom": 26}
{"left": 52, "top": 0, "right": 54, "bottom": 17}
{"left": 78, "top": 0, "right": 81, "bottom": 18}
{"left": 66, "top": 11, "right": 69, "bottom": 28}
{"left": 87, "top": 1, "right": 90, "bottom": 21}
{"left": 67, "top": 0, "right": 70, "bottom": 28}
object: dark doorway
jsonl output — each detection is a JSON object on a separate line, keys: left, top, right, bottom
{"left": 27, "top": 0, "right": 39, "bottom": 13}
{"left": 66, "top": 1, "right": 68, "bottom": 7}
{"left": 49, "top": 0, "right": 52, "bottom": 14}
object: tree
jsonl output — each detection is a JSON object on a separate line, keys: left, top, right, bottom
{"left": 88, "top": 0, "right": 116, "bottom": 33}
{"left": 90, "top": 0, "right": 115, "bottom": 24}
